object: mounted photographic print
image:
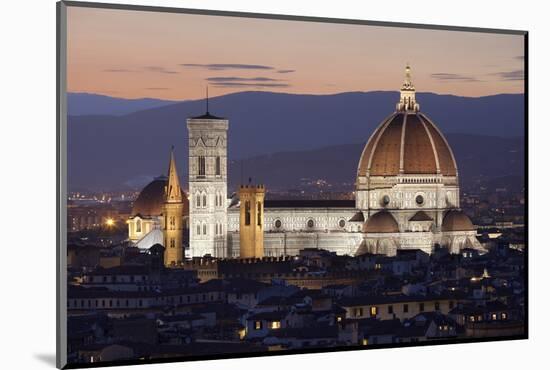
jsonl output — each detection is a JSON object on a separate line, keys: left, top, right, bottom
{"left": 56, "top": 1, "right": 528, "bottom": 368}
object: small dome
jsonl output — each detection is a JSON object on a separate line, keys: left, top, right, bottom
{"left": 357, "top": 112, "right": 458, "bottom": 178}
{"left": 132, "top": 176, "right": 188, "bottom": 217}
{"left": 363, "top": 211, "right": 399, "bottom": 233}
{"left": 442, "top": 210, "right": 475, "bottom": 232}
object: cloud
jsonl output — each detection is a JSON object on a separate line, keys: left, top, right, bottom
{"left": 181, "top": 63, "right": 275, "bottom": 71}
{"left": 103, "top": 68, "right": 135, "bottom": 73}
{"left": 206, "top": 76, "right": 283, "bottom": 82}
{"left": 430, "top": 73, "right": 481, "bottom": 82}
{"left": 276, "top": 69, "right": 296, "bottom": 74}
{"left": 491, "top": 69, "right": 524, "bottom": 81}
{"left": 210, "top": 82, "right": 291, "bottom": 88}
{"left": 144, "top": 66, "right": 178, "bottom": 74}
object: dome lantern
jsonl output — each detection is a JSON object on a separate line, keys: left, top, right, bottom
{"left": 396, "top": 64, "right": 420, "bottom": 112}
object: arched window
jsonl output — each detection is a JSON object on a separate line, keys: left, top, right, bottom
{"left": 169, "top": 216, "right": 175, "bottom": 230}
{"left": 203, "top": 194, "right": 207, "bottom": 208}
{"left": 196, "top": 193, "right": 200, "bottom": 208}
{"left": 215, "top": 193, "right": 219, "bottom": 207}
{"left": 215, "top": 223, "right": 219, "bottom": 235}
{"left": 245, "top": 201, "right": 251, "bottom": 225}
{"left": 257, "top": 202, "right": 262, "bottom": 226}
{"left": 203, "top": 223, "right": 207, "bottom": 235}
{"left": 196, "top": 224, "right": 201, "bottom": 235}
{"left": 136, "top": 219, "right": 142, "bottom": 233}
{"left": 198, "top": 156, "right": 205, "bottom": 177}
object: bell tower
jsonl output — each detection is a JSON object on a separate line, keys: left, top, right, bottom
{"left": 162, "top": 147, "right": 184, "bottom": 266}
{"left": 187, "top": 91, "right": 229, "bottom": 257}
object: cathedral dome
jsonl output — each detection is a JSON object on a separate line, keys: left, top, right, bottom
{"left": 132, "top": 176, "right": 189, "bottom": 217}
{"left": 441, "top": 210, "right": 475, "bottom": 232}
{"left": 363, "top": 211, "right": 399, "bottom": 233}
{"left": 357, "top": 112, "right": 457, "bottom": 178}
{"left": 357, "top": 65, "right": 458, "bottom": 179}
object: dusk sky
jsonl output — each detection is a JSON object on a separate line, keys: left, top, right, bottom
{"left": 67, "top": 6, "right": 524, "bottom": 100}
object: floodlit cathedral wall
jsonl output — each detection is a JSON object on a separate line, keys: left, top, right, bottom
{"left": 227, "top": 207, "right": 364, "bottom": 257}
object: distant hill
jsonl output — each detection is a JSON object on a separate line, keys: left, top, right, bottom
{"left": 67, "top": 91, "right": 524, "bottom": 191}
{"left": 68, "top": 92, "right": 178, "bottom": 116}
{"left": 228, "top": 134, "right": 525, "bottom": 192}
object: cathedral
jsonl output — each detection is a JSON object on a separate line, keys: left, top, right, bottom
{"left": 127, "top": 65, "right": 481, "bottom": 264}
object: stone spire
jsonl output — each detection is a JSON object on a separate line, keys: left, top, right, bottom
{"left": 165, "top": 146, "right": 183, "bottom": 203}
{"left": 396, "top": 64, "right": 420, "bottom": 112}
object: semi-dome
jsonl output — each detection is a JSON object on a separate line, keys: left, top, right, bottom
{"left": 363, "top": 211, "right": 400, "bottom": 233}
{"left": 357, "top": 65, "right": 458, "bottom": 179}
{"left": 442, "top": 210, "right": 475, "bottom": 232}
{"left": 132, "top": 176, "right": 189, "bottom": 217}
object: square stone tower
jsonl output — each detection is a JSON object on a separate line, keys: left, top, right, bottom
{"left": 187, "top": 110, "right": 228, "bottom": 258}
{"left": 239, "top": 184, "right": 265, "bottom": 258}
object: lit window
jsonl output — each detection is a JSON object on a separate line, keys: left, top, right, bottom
{"left": 370, "top": 306, "right": 378, "bottom": 317}
{"left": 136, "top": 219, "right": 142, "bottom": 233}
{"left": 270, "top": 321, "right": 281, "bottom": 329}
{"left": 501, "top": 312, "right": 508, "bottom": 320}
{"left": 362, "top": 339, "right": 368, "bottom": 346}
{"left": 254, "top": 321, "right": 262, "bottom": 330}
{"left": 491, "top": 313, "right": 498, "bottom": 321}
{"left": 469, "top": 315, "right": 476, "bottom": 322}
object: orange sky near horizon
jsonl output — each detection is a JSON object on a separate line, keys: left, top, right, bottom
{"left": 67, "top": 6, "right": 525, "bottom": 101}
